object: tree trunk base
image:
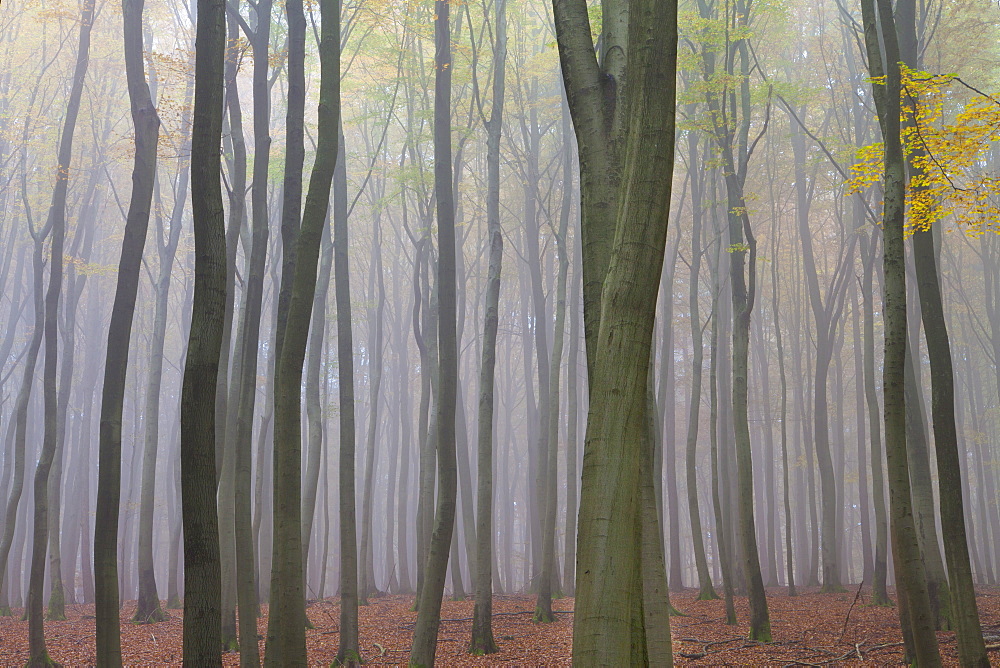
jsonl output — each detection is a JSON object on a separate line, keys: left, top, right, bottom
{"left": 132, "top": 600, "right": 169, "bottom": 624}
{"left": 46, "top": 588, "right": 66, "bottom": 621}
{"left": 697, "top": 587, "right": 720, "bottom": 601}
{"left": 25, "top": 651, "right": 61, "bottom": 667}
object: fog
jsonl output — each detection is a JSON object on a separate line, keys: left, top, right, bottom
{"left": 1, "top": 0, "right": 999, "bottom": 664}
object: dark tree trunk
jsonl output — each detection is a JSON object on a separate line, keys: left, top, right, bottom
{"left": 859, "top": 0, "right": 941, "bottom": 662}
{"left": 180, "top": 0, "right": 228, "bottom": 661}
{"left": 94, "top": 0, "right": 153, "bottom": 658}
{"left": 409, "top": 1, "right": 459, "bottom": 661}
{"left": 265, "top": 0, "right": 339, "bottom": 659}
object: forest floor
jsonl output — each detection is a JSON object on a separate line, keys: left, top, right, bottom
{"left": 1, "top": 587, "right": 999, "bottom": 665}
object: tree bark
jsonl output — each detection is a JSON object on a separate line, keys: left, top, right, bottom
{"left": 265, "top": 0, "right": 339, "bottom": 659}
{"left": 94, "top": 0, "right": 154, "bottom": 657}
{"left": 409, "top": 1, "right": 459, "bottom": 661}
{"left": 180, "top": 0, "right": 228, "bottom": 661}
{"left": 570, "top": 0, "right": 677, "bottom": 660}
{"left": 470, "top": 0, "right": 505, "bottom": 652}
{"left": 859, "top": 0, "right": 941, "bottom": 662}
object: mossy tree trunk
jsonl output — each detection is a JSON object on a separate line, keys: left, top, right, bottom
{"left": 566, "top": 0, "right": 678, "bottom": 660}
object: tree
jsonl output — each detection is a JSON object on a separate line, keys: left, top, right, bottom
{"left": 333, "top": 133, "right": 361, "bottom": 666}
{"left": 408, "top": 0, "right": 459, "bottom": 662}
{"left": 27, "top": 0, "right": 96, "bottom": 663}
{"left": 896, "top": 0, "right": 988, "bottom": 660}
{"left": 859, "top": 0, "right": 940, "bottom": 663}
{"left": 696, "top": 0, "right": 772, "bottom": 639}
{"left": 683, "top": 126, "right": 719, "bottom": 601}
{"left": 469, "top": 0, "right": 506, "bottom": 654}
{"left": 564, "top": 0, "right": 679, "bottom": 661}
{"left": 534, "top": 98, "right": 572, "bottom": 626}
{"left": 181, "top": 0, "right": 228, "bottom": 661}
{"left": 265, "top": 0, "right": 339, "bottom": 660}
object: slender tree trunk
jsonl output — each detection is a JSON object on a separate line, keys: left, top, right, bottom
{"left": 535, "top": 100, "right": 572, "bottom": 624}
{"left": 770, "top": 217, "right": 795, "bottom": 595}
{"left": 684, "top": 130, "right": 717, "bottom": 601}
{"left": 710, "top": 243, "right": 737, "bottom": 624}
{"left": 859, "top": 234, "right": 890, "bottom": 605}
{"left": 470, "top": 0, "right": 505, "bottom": 652}
{"left": 93, "top": 0, "right": 155, "bottom": 657}
{"left": 359, "top": 213, "right": 385, "bottom": 601}
{"left": 301, "top": 224, "right": 332, "bottom": 596}
{"left": 409, "top": 2, "right": 459, "bottom": 661}
{"left": 333, "top": 130, "right": 360, "bottom": 667}
{"left": 562, "top": 227, "right": 581, "bottom": 597}
{"left": 860, "top": 0, "right": 941, "bottom": 662}
{"left": 265, "top": 0, "right": 339, "bottom": 659}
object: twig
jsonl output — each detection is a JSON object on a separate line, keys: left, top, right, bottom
{"left": 866, "top": 641, "right": 904, "bottom": 653}
{"left": 839, "top": 580, "right": 864, "bottom": 642}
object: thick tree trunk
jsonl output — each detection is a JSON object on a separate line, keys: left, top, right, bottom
{"left": 571, "top": 0, "right": 677, "bottom": 661}
{"left": 180, "top": 0, "right": 228, "bottom": 663}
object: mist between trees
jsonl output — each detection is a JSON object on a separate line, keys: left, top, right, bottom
{"left": 0, "top": 0, "right": 999, "bottom": 665}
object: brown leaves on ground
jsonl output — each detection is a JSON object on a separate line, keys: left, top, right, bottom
{"left": 0, "top": 587, "right": 998, "bottom": 666}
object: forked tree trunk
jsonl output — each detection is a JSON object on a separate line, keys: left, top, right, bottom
{"left": 266, "top": 0, "right": 339, "bottom": 659}
{"left": 572, "top": 0, "right": 679, "bottom": 658}
{"left": 469, "top": 0, "right": 505, "bottom": 652}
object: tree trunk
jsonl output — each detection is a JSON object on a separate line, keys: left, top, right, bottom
{"left": 409, "top": 2, "right": 459, "bottom": 661}
{"left": 470, "top": 0, "right": 505, "bottom": 652}
{"left": 535, "top": 99, "right": 572, "bottom": 624}
{"left": 332, "top": 129, "right": 361, "bottom": 666}
{"left": 180, "top": 0, "right": 228, "bottom": 661}
{"left": 265, "top": 0, "right": 339, "bottom": 659}
{"left": 94, "top": 0, "right": 154, "bottom": 657}
{"left": 684, "top": 131, "right": 718, "bottom": 601}
{"left": 570, "top": 0, "right": 677, "bottom": 660}
{"left": 859, "top": 0, "right": 941, "bottom": 662}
